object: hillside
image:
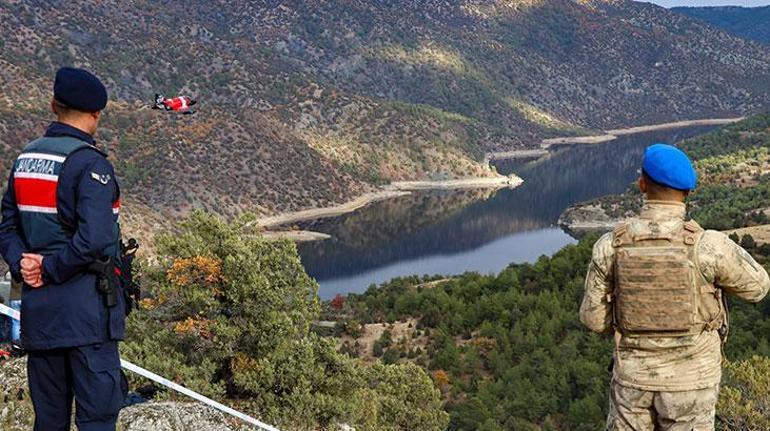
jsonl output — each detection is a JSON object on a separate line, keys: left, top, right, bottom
{"left": 327, "top": 112, "right": 770, "bottom": 426}
{"left": 672, "top": 6, "right": 770, "bottom": 44}
{"left": 0, "top": 213, "right": 450, "bottom": 430}
{"left": 2, "top": 0, "right": 770, "bottom": 237}
{"left": 317, "top": 115, "right": 770, "bottom": 429}
{"left": 560, "top": 113, "right": 770, "bottom": 235}
{"left": 329, "top": 235, "right": 770, "bottom": 429}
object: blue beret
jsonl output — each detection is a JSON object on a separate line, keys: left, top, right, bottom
{"left": 54, "top": 67, "right": 107, "bottom": 112}
{"left": 642, "top": 143, "right": 697, "bottom": 191}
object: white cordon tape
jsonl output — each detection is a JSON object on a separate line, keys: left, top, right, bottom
{"left": 0, "top": 302, "right": 280, "bottom": 431}
{"left": 0, "top": 303, "right": 20, "bottom": 321}
{"left": 119, "top": 360, "right": 280, "bottom": 431}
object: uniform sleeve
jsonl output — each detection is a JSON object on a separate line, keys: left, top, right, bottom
{"left": 42, "top": 157, "right": 117, "bottom": 285}
{"left": 580, "top": 232, "right": 615, "bottom": 334}
{"left": 697, "top": 230, "right": 770, "bottom": 303}
{"left": 0, "top": 171, "right": 27, "bottom": 281}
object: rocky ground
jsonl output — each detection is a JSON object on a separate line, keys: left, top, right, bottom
{"left": 0, "top": 357, "right": 251, "bottom": 431}
{"left": 558, "top": 203, "right": 628, "bottom": 237}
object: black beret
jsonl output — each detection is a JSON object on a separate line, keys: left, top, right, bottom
{"left": 53, "top": 67, "right": 108, "bottom": 112}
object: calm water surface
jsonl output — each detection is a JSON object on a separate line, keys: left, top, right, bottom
{"left": 298, "top": 126, "right": 715, "bottom": 299}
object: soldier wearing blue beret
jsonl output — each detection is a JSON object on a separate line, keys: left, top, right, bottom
{"left": 580, "top": 143, "right": 769, "bottom": 430}
{"left": 0, "top": 67, "right": 127, "bottom": 430}
{"left": 641, "top": 143, "right": 698, "bottom": 192}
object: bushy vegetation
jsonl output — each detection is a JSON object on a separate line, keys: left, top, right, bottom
{"left": 585, "top": 113, "right": 770, "bottom": 230}
{"left": 690, "top": 180, "right": 770, "bottom": 230}
{"left": 717, "top": 356, "right": 770, "bottom": 430}
{"left": 683, "top": 114, "right": 770, "bottom": 229}
{"left": 336, "top": 232, "right": 770, "bottom": 430}
{"left": 324, "top": 115, "right": 770, "bottom": 429}
{"left": 341, "top": 237, "right": 610, "bottom": 429}
{"left": 122, "top": 212, "right": 448, "bottom": 430}
{"left": 679, "top": 113, "right": 770, "bottom": 160}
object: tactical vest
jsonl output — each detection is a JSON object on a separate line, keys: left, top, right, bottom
{"left": 13, "top": 136, "right": 120, "bottom": 256}
{"left": 611, "top": 220, "right": 726, "bottom": 340}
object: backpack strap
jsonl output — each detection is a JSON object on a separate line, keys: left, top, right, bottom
{"left": 684, "top": 221, "right": 729, "bottom": 350}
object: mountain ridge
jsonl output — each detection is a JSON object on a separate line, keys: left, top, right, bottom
{"left": 1, "top": 0, "right": 770, "bottom": 238}
{"left": 672, "top": 5, "right": 770, "bottom": 44}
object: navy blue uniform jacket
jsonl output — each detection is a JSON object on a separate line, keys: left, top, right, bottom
{"left": 0, "top": 122, "right": 125, "bottom": 350}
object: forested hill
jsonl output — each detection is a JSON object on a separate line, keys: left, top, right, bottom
{"left": 329, "top": 116, "right": 770, "bottom": 429}
{"left": 332, "top": 243, "right": 770, "bottom": 429}
{"left": 560, "top": 113, "right": 770, "bottom": 234}
{"left": 2, "top": 0, "right": 770, "bottom": 237}
{"left": 672, "top": 6, "right": 770, "bottom": 44}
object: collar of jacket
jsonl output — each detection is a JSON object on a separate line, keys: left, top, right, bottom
{"left": 44, "top": 121, "right": 96, "bottom": 146}
{"left": 640, "top": 199, "right": 686, "bottom": 222}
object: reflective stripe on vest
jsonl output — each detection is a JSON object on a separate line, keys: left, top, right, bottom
{"left": 13, "top": 136, "right": 120, "bottom": 254}
{"left": 14, "top": 152, "right": 66, "bottom": 214}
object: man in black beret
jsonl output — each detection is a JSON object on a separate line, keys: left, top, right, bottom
{"left": 0, "top": 67, "right": 127, "bottom": 430}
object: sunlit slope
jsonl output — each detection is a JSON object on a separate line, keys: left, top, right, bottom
{"left": 1, "top": 0, "right": 769, "bottom": 231}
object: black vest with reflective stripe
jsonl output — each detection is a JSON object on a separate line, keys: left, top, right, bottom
{"left": 13, "top": 136, "right": 120, "bottom": 255}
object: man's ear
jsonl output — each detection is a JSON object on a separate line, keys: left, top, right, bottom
{"left": 638, "top": 176, "right": 647, "bottom": 193}
{"left": 51, "top": 99, "right": 58, "bottom": 115}
{"left": 91, "top": 111, "right": 101, "bottom": 121}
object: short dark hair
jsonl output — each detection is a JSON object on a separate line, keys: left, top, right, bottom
{"left": 53, "top": 98, "right": 92, "bottom": 115}
{"left": 642, "top": 170, "right": 688, "bottom": 198}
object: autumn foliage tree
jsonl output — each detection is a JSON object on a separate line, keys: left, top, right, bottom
{"left": 330, "top": 293, "right": 345, "bottom": 311}
{"left": 121, "top": 212, "right": 448, "bottom": 430}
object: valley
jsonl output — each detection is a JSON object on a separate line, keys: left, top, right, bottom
{"left": 2, "top": 0, "right": 770, "bottom": 244}
{"left": 2, "top": 1, "right": 770, "bottom": 430}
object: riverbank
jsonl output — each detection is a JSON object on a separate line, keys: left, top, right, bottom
{"left": 606, "top": 117, "right": 744, "bottom": 136}
{"left": 547, "top": 117, "right": 744, "bottom": 147}
{"left": 558, "top": 203, "right": 625, "bottom": 237}
{"left": 485, "top": 149, "right": 549, "bottom": 162}
{"left": 257, "top": 190, "right": 411, "bottom": 229}
{"left": 387, "top": 175, "right": 523, "bottom": 191}
{"left": 258, "top": 175, "right": 523, "bottom": 241}
{"left": 542, "top": 134, "right": 616, "bottom": 146}
{"left": 262, "top": 116, "right": 741, "bottom": 241}
{"left": 488, "top": 117, "right": 744, "bottom": 161}
{"left": 261, "top": 230, "right": 332, "bottom": 242}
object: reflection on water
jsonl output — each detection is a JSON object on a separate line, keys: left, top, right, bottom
{"left": 299, "top": 126, "right": 715, "bottom": 298}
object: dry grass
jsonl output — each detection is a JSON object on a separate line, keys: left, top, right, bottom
{"left": 725, "top": 225, "right": 770, "bottom": 245}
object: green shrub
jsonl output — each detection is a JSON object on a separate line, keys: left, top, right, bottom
{"left": 717, "top": 356, "right": 770, "bottom": 430}
{"left": 122, "top": 212, "right": 448, "bottom": 430}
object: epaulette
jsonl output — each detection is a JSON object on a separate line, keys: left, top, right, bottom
{"left": 612, "top": 223, "right": 629, "bottom": 247}
{"left": 683, "top": 219, "right": 703, "bottom": 233}
{"left": 682, "top": 219, "right": 703, "bottom": 246}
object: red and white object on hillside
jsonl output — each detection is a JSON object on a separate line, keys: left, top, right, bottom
{"left": 152, "top": 93, "right": 197, "bottom": 114}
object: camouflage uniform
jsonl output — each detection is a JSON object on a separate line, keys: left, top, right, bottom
{"left": 580, "top": 200, "right": 770, "bottom": 431}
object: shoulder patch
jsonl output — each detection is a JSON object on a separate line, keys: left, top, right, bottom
{"left": 736, "top": 247, "right": 761, "bottom": 272}
{"left": 91, "top": 172, "right": 111, "bottom": 185}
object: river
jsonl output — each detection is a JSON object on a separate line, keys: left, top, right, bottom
{"left": 297, "top": 126, "right": 716, "bottom": 299}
